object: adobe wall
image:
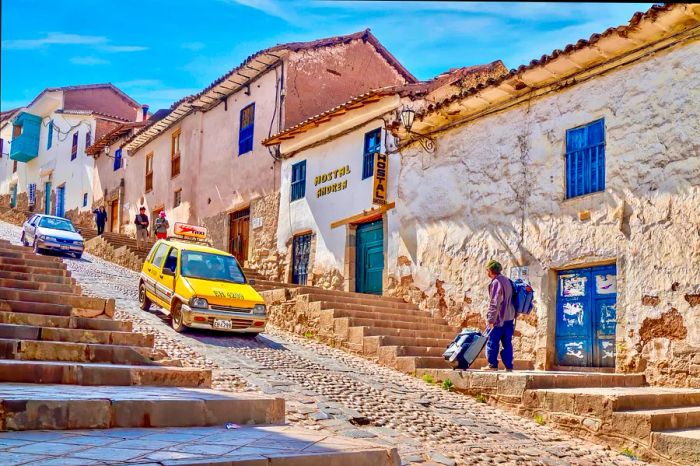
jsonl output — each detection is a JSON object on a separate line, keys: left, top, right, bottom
{"left": 284, "top": 38, "right": 408, "bottom": 128}
{"left": 64, "top": 88, "right": 139, "bottom": 122}
{"left": 390, "top": 40, "right": 700, "bottom": 386}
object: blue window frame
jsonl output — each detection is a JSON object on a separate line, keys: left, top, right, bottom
{"left": 71, "top": 132, "right": 79, "bottom": 160}
{"left": 566, "top": 119, "right": 605, "bottom": 198}
{"left": 362, "top": 128, "right": 381, "bottom": 179}
{"left": 290, "top": 160, "right": 306, "bottom": 202}
{"left": 47, "top": 121, "right": 53, "bottom": 149}
{"left": 113, "top": 148, "right": 122, "bottom": 171}
{"left": 238, "top": 103, "right": 255, "bottom": 155}
{"left": 83, "top": 193, "right": 88, "bottom": 207}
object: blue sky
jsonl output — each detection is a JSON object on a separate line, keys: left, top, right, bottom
{"left": 1, "top": 1, "right": 653, "bottom": 111}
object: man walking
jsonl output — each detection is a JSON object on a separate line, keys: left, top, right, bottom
{"left": 482, "top": 260, "right": 515, "bottom": 371}
{"left": 134, "top": 207, "right": 149, "bottom": 250}
{"left": 92, "top": 206, "right": 108, "bottom": 235}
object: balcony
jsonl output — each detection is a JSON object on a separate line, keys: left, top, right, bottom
{"left": 10, "top": 112, "right": 42, "bottom": 162}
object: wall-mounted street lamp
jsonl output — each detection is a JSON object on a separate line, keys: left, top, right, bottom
{"left": 399, "top": 107, "right": 436, "bottom": 153}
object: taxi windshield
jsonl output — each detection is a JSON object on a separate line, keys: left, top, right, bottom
{"left": 39, "top": 217, "right": 76, "bottom": 232}
{"left": 181, "top": 251, "right": 246, "bottom": 284}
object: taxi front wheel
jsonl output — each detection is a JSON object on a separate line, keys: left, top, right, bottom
{"left": 138, "top": 282, "right": 152, "bottom": 311}
{"left": 171, "top": 302, "right": 187, "bottom": 333}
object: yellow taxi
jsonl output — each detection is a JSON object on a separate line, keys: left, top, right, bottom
{"left": 138, "top": 223, "right": 267, "bottom": 334}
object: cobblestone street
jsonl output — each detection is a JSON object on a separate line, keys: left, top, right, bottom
{"left": 0, "top": 221, "right": 642, "bottom": 466}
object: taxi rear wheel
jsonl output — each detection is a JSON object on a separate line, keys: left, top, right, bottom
{"left": 171, "top": 301, "right": 186, "bottom": 333}
{"left": 138, "top": 282, "right": 151, "bottom": 311}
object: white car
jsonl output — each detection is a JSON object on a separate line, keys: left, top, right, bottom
{"left": 21, "top": 214, "right": 85, "bottom": 259}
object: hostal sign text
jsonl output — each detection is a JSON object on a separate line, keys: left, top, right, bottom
{"left": 315, "top": 165, "right": 351, "bottom": 198}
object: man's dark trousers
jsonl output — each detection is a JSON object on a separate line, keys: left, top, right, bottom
{"left": 486, "top": 320, "right": 514, "bottom": 369}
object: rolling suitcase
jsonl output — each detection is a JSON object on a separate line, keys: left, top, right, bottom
{"left": 443, "top": 328, "right": 491, "bottom": 370}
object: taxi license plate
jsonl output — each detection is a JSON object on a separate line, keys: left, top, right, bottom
{"left": 213, "top": 319, "right": 233, "bottom": 329}
{"left": 60, "top": 245, "right": 70, "bottom": 250}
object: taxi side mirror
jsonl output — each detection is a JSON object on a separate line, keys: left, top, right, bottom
{"left": 162, "top": 268, "right": 175, "bottom": 276}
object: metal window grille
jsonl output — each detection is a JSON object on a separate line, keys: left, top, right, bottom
{"left": 362, "top": 128, "right": 381, "bottom": 179}
{"left": 28, "top": 183, "right": 36, "bottom": 206}
{"left": 566, "top": 119, "right": 605, "bottom": 198}
{"left": 71, "top": 133, "right": 78, "bottom": 160}
{"left": 290, "top": 160, "right": 306, "bottom": 201}
{"left": 292, "top": 233, "right": 312, "bottom": 285}
{"left": 174, "top": 189, "right": 182, "bottom": 207}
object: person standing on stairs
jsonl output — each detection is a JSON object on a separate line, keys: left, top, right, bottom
{"left": 135, "top": 207, "right": 150, "bottom": 250}
{"left": 154, "top": 211, "right": 169, "bottom": 240}
{"left": 482, "top": 259, "right": 516, "bottom": 372}
{"left": 92, "top": 206, "right": 107, "bottom": 236}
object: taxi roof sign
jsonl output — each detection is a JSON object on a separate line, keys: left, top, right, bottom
{"left": 173, "top": 222, "right": 208, "bottom": 240}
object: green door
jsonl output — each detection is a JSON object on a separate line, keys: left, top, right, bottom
{"left": 356, "top": 220, "right": 384, "bottom": 295}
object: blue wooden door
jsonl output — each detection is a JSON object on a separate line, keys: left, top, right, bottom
{"left": 56, "top": 186, "right": 65, "bottom": 217}
{"left": 356, "top": 220, "right": 384, "bottom": 295}
{"left": 44, "top": 182, "right": 51, "bottom": 214}
{"left": 556, "top": 265, "right": 617, "bottom": 367}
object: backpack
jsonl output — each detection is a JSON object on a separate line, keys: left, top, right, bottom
{"left": 511, "top": 279, "right": 534, "bottom": 314}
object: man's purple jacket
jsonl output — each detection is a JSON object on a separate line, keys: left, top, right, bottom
{"left": 487, "top": 274, "right": 516, "bottom": 327}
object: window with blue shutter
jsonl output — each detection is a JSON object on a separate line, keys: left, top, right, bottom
{"left": 113, "top": 148, "right": 122, "bottom": 171}
{"left": 71, "top": 132, "right": 79, "bottom": 160}
{"left": 290, "top": 160, "right": 306, "bottom": 202}
{"left": 83, "top": 193, "right": 88, "bottom": 207}
{"left": 566, "top": 119, "right": 605, "bottom": 199}
{"left": 362, "top": 128, "right": 381, "bottom": 179}
{"left": 239, "top": 103, "right": 255, "bottom": 155}
{"left": 47, "top": 121, "right": 53, "bottom": 149}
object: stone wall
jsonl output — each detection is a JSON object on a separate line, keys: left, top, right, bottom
{"left": 83, "top": 235, "right": 143, "bottom": 272}
{"left": 388, "top": 40, "right": 700, "bottom": 385}
{"left": 248, "top": 192, "right": 284, "bottom": 280}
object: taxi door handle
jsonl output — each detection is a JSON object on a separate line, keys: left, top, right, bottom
{"left": 159, "top": 274, "right": 164, "bottom": 279}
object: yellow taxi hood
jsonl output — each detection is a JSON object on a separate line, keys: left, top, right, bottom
{"left": 182, "top": 277, "right": 263, "bottom": 308}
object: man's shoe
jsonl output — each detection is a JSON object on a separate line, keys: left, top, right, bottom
{"left": 480, "top": 365, "right": 498, "bottom": 371}
{"left": 504, "top": 368, "right": 514, "bottom": 372}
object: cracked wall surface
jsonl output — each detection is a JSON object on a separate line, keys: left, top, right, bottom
{"left": 388, "top": 40, "right": 700, "bottom": 385}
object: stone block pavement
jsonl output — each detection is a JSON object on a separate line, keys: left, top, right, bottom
{"left": 0, "top": 221, "right": 643, "bottom": 465}
{"left": 0, "top": 425, "right": 396, "bottom": 465}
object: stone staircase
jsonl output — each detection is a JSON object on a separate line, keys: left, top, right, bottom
{"left": 263, "top": 286, "right": 535, "bottom": 375}
{"left": 0, "top": 238, "right": 398, "bottom": 465}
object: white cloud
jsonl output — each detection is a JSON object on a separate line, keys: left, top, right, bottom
{"left": 2, "top": 33, "right": 107, "bottom": 50}
{"left": 99, "top": 45, "right": 149, "bottom": 53}
{"left": 116, "top": 79, "right": 163, "bottom": 88}
{"left": 69, "top": 56, "right": 110, "bottom": 65}
{"left": 182, "top": 42, "right": 206, "bottom": 51}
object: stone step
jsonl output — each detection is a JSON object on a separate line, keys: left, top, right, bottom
{"left": 377, "top": 346, "right": 445, "bottom": 369}
{"left": 0, "top": 277, "right": 78, "bottom": 294}
{"left": 396, "top": 356, "right": 451, "bottom": 372}
{"left": 0, "top": 338, "right": 158, "bottom": 365}
{"left": 613, "top": 406, "right": 700, "bottom": 441}
{"left": 0, "top": 263, "right": 71, "bottom": 277}
{"left": 349, "top": 326, "right": 459, "bottom": 344}
{"left": 0, "top": 360, "right": 211, "bottom": 387}
{"left": 652, "top": 428, "right": 700, "bottom": 465}
{"left": 0, "top": 310, "right": 131, "bottom": 332}
{"left": 323, "top": 307, "right": 448, "bottom": 325}
{"left": 363, "top": 335, "right": 453, "bottom": 354}
{"left": 0, "top": 323, "right": 152, "bottom": 347}
{"left": 1, "top": 299, "right": 74, "bottom": 317}
{"left": 0, "top": 383, "right": 284, "bottom": 430}
{"left": 0, "top": 249, "right": 65, "bottom": 263}
{"left": 314, "top": 300, "right": 439, "bottom": 318}
{"left": 0, "top": 287, "right": 114, "bottom": 316}
{"left": 0, "top": 269, "right": 76, "bottom": 286}
{"left": 0, "top": 257, "right": 66, "bottom": 270}
{"left": 294, "top": 287, "right": 407, "bottom": 303}
{"left": 340, "top": 316, "right": 457, "bottom": 333}
{"left": 0, "top": 424, "right": 399, "bottom": 465}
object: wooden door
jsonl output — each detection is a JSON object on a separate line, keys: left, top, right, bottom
{"left": 110, "top": 200, "right": 119, "bottom": 232}
{"left": 556, "top": 265, "right": 617, "bottom": 367}
{"left": 229, "top": 208, "right": 250, "bottom": 263}
{"left": 355, "top": 220, "right": 384, "bottom": 295}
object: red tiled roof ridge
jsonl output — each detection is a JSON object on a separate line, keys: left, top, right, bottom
{"left": 262, "top": 60, "right": 505, "bottom": 145}
{"left": 86, "top": 120, "right": 148, "bottom": 156}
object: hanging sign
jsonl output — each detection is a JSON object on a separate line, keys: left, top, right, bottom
{"left": 174, "top": 222, "right": 207, "bottom": 240}
{"left": 372, "top": 152, "right": 388, "bottom": 205}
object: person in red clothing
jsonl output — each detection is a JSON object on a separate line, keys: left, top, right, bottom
{"left": 154, "top": 211, "right": 169, "bottom": 240}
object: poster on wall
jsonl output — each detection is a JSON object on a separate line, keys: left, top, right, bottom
{"left": 372, "top": 152, "right": 388, "bottom": 205}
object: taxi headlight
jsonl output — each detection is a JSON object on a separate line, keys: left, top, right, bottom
{"left": 190, "top": 297, "right": 209, "bottom": 308}
{"left": 252, "top": 304, "right": 266, "bottom": 316}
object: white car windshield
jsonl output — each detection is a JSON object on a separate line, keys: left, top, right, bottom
{"left": 181, "top": 251, "right": 246, "bottom": 284}
{"left": 39, "top": 217, "right": 76, "bottom": 232}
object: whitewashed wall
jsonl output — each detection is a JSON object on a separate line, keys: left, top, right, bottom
{"left": 392, "top": 40, "right": 700, "bottom": 383}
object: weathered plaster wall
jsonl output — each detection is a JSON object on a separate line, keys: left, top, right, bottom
{"left": 390, "top": 40, "right": 700, "bottom": 385}
{"left": 284, "top": 39, "right": 408, "bottom": 128}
